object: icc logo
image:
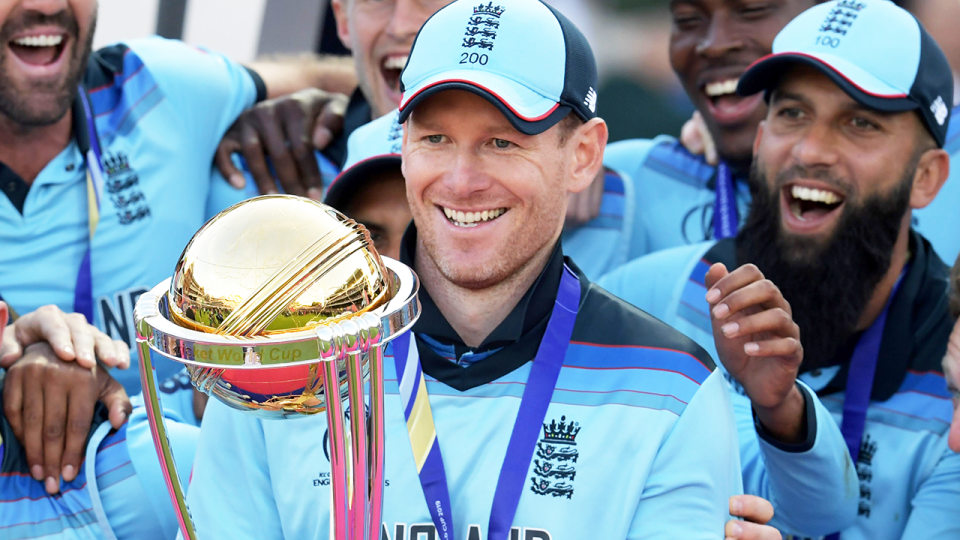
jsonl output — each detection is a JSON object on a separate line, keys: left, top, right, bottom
{"left": 530, "top": 415, "right": 580, "bottom": 499}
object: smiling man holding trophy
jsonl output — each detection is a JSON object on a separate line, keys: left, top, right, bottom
{"left": 152, "top": 0, "right": 757, "bottom": 538}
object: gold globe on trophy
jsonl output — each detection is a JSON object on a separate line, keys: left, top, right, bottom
{"left": 134, "top": 195, "right": 420, "bottom": 540}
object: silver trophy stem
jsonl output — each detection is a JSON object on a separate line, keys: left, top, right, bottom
{"left": 320, "top": 353, "right": 351, "bottom": 539}
{"left": 136, "top": 338, "right": 199, "bottom": 540}
{"left": 135, "top": 258, "right": 419, "bottom": 540}
{"left": 367, "top": 345, "right": 385, "bottom": 540}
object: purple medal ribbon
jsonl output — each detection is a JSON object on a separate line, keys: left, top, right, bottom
{"left": 1, "top": 87, "right": 103, "bottom": 323}
{"left": 393, "top": 266, "right": 581, "bottom": 540}
{"left": 74, "top": 84, "right": 105, "bottom": 323}
{"left": 825, "top": 268, "right": 906, "bottom": 540}
{"left": 713, "top": 162, "right": 738, "bottom": 240}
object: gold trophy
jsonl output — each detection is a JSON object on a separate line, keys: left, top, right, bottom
{"left": 134, "top": 195, "right": 420, "bottom": 540}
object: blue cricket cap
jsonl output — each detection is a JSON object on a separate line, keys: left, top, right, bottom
{"left": 738, "top": 0, "right": 953, "bottom": 147}
{"left": 324, "top": 111, "right": 403, "bottom": 211}
{"left": 397, "top": 0, "right": 599, "bottom": 135}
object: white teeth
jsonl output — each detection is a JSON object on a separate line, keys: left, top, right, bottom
{"left": 442, "top": 207, "right": 506, "bottom": 227}
{"left": 791, "top": 185, "right": 842, "bottom": 205}
{"left": 383, "top": 55, "right": 409, "bottom": 70}
{"left": 12, "top": 34, "right": 63, "bottom": 47}
{"left": 705, "top": 79, "right": 740, "bottom": 97}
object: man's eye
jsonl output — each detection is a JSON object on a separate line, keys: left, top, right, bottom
{"left": 427, "top": 135, "right": 443, "bottom": 143}
{"left": 671, "top": 8, "right": 703, "bottom": 30}
{"left": 494, "top": 138, "right": 512, "bottom": 149}
{"left": 777, "top": 107, "right": 803, "bottom": 120}
{"left": 850, "top": 117, "right": 878, "bottom": 130}
{"left": 740, "top": 3, "right": 773, "bottom": 18}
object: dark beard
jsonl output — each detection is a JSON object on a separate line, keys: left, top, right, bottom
{"left": 0, "top": 9, "right": 96, "bottom": 126}
{"left": 736, "top": 162, "right": 913, "bottom": 371}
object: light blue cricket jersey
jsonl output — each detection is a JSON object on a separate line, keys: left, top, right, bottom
{"left": 603, "top": 119, "right": 960, "bottom": 266}
{"left": 186, "top": 255, "right": 743, "bottom": 540}
{"left": 602, "top": 136, "right": 752, "bottom": 259}
{"left": 1, "top": 392, "right": 199, "bottom": 540}
{"left": 599, "top": 234, "right": 960, "bottom": 540}
{"left": 0, "top": 38, "right": 261, "bottom": 395}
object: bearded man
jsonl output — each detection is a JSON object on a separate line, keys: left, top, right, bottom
{"left": 601, "top": 1, "right": 959, "bottom": 538}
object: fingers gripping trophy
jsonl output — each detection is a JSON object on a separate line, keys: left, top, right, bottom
{"left": 133, "top": 195, "right": 421, "bottom": 540}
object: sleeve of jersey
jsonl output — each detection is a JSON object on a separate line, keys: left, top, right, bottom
{"left": 738, "top": 381, "right": 859, "bottom": 537}
{"left": 100, "top": 406, "right": 200, "bottom": 540}
{"left": 627, "top": 370, "right": 742, "bottom": 539}
{"left": 602, "top": 138, "right": 661, "bottom": 262}
{"left": 898, "top": 442, "right": 960, "bottom": 539}
{"left": 183, "top": 398, "right": 283, "bottom": 540}
{"left": 125, "top": 37, "right": 262, "bottom": 156}
{"left": 597, "top": 243, "right": 710, "bottom": 322}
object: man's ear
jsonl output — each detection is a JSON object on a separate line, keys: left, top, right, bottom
{"left": 567, "top": 118, "right": 608, "bottom": 194}
{"left": 331, "top": 0, "right": 354, "bottom": 53}
{"left": 910, "top": 148, "right": 950, "bottom": 210}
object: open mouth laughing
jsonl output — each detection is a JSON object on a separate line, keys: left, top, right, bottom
{"left": 702, "top": 76, "right": 765, "bottom": 126}
{"left": 781, "top": 182, "right": 846, "bottom": 233}
{"left": 441, "top": 206, "right": 508, "bottom": 228}
{"left": 7, "top": 31, "right": 68, "bottom": 72}
{"left": 381, "top": 54, "right": 408, "bottom": 104}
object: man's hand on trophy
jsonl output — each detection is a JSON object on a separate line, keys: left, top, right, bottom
{"left": 3, "top": 342, "right": 131, "bottom": 494}
{"left": 214, "top": 88, "right": 349, "bottom": 200}
{"left": 705, "top": 263, "right": 808, "bottom": 444}
{"left": 727, "top": 495, "right": 782, "bottom": 540}
{"left": 0, "top": 304, "right": 130, "bottom": 370}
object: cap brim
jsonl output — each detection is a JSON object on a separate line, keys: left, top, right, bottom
{"left": 738, "top": 52, "right": 919, "bottom": 113}
{"left": 324, "top": 154, "right": 402, "bottom": 211}
{"left": 398, "top": 69, "right": 570, "bottom": 135}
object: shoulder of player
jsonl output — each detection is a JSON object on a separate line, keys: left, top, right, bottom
{"left": 570, "top": 280, "right": 716, "bottom": 380}
{"left": 605, "top": 134, "right": 715, "bottom": 189}
{"left": 598, "top": 242, "right": 713, "bottom": 300}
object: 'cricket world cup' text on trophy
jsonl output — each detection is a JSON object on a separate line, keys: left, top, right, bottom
{"left": 133, "top": 195, "right": 420, "bottom": 540}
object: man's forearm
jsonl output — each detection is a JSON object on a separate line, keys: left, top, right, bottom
{"left": 247, "top": 54, "right": 357, "bottom": 99}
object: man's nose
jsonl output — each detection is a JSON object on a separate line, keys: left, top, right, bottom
{"left": 695, "top": 11, "right": 745, "bottom": 60}
{"left": 17, "top": 0, "right": 70, "bottom": 17}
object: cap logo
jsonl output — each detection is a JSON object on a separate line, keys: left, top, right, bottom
{"left": 388, "top": 110, "right": 403, "bottom": 153}
{"left": 819, "top": 3, "right": 863, "bottom": 37}
{"left": 464, "top": 3, "right": 504, "bottom": 50}
{"left": 584, "top": 87, "right": 597, "bottom": 113}
{"left": 931, "top": 96, "right": 949, "bottom": 126}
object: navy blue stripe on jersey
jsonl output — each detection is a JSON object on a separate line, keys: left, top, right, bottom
{"left": 0, "top": 475, "right": 97, "bottom": 539}
{"left": 679, "top": 259, "right": 713, "bottom": 334}
{"left": 95, "top": 427, "right": 135, "bottom": 490}
{"left": 565, "top": 342, "right": 711, "bottom": 384}
{"left": 0, "top": 424, "right": 130, "bottom": 539}
{"left": 643, "top": 140, "right": 715, "bottom": 189}
{"left": 900, "top": 370, "right": 953, "bottom": 399}
{"left": 384, "top": 340, "right": 711, "bottom": 416}
{"left": 582, "top": 171, "right": 627, "bottom": 231}
{"left": 86, "top": 46, "right": 163, "bottom": 139}
{"left": 945, "top": 104, "right": 960, "bottom": 153}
